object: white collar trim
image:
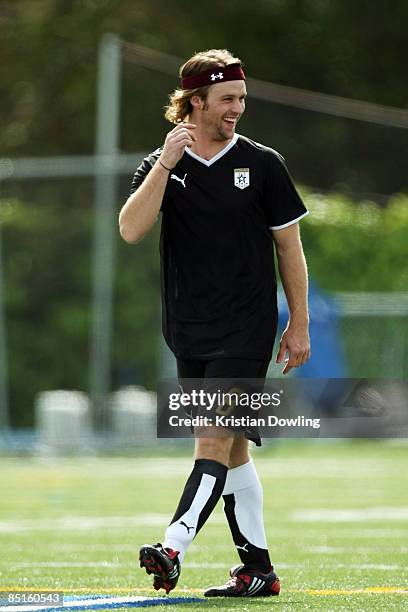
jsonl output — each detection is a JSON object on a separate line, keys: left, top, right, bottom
{"left": 184, "top": 133, "right": 239, "bottom": 166}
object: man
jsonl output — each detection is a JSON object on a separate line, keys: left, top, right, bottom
{"left": 119, "top": 49, "right": 310, "bottom": 598}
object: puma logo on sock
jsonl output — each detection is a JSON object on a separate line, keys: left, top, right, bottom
{"left": 179, "top": 520, "right": 195, "bottom": 534}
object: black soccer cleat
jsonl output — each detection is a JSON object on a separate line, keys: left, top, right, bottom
{"left": 139, "top": 543, "right": 181, "bottom": 594}
{"left": 204, "top": 563, "right": 280, "bottom": 597}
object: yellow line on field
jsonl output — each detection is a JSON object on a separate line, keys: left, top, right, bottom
{"left": 1, "top": 586, "right": 407, "bottom": 596}
{"left": 0, "top": 589, "right": 146, "bottom": 593}
{"left": 369, "top": 587, "right": 408, "bottom": 593}
{"left": 305, "top": 586, "right": 408, "bottom": 595}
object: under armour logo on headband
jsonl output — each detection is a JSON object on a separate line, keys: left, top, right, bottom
{"left": 181, "top": 64, "right": 245, "bottom": 90}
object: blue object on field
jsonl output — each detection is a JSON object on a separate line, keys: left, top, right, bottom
{"left": 278, "top": 280, "right": 347, "bottom": 378}
{"left": 277, "top": 280, "right": 348, "bottom": 413}
{"left": 0, "top": 595, "right": 204, "bottom": 612}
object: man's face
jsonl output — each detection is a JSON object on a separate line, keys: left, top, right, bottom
{"left": 195, "top": 80, "right": 247, "bottom": 141}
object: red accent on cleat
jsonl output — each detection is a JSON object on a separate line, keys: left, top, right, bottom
{"left": 204, "top": 564, "right": 281, "bottom": 598}
{"left": 139, "top": 543, "right": 181, "bottom": 594}
{"left": 239, "top": 574, "right": 252, "bottom": 587}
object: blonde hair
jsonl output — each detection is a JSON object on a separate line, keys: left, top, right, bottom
{"left": 164, "top": 49, "right": 243, "bottom": 124}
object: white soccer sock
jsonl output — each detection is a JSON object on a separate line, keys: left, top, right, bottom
{"left": 222, "top": 459, "right": 271, "bottom": 570}
{"left": 163, "top": 473, "right": 215, "bottom": 563}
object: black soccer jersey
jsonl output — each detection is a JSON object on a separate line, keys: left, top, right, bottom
{"left": 129, "top": 134, "right": 308, "bottom": 360}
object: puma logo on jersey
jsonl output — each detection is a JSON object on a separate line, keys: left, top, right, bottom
{"left": 170, "top": 172, "right": 187, "bottom": 188}
{"left": 179, "top": 520, "right": 194, "bottom": 534}
{"left": 236, "top": 543, "right": 249, "bottom": 552}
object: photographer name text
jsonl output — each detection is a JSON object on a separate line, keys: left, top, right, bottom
{"left": 168, "top": 414, "right": 321, "bottom": 429}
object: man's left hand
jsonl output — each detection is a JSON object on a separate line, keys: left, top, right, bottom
{"left": 276, "top": 321, "right": 311, "bottom": 375}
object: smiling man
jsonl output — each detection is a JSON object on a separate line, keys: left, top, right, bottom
{"left": 119, "top": 49, "right": 310, "bottom": 598}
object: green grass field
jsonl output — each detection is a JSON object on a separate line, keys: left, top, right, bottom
{"left": 0, "top": 440, "right": 407, "bottom": 611}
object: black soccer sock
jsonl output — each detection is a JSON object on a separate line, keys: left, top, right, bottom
{"left": 223, "top": 460, "right": 272, "bottom": 573}
{"left": 163, "top": 458, "right": 228, "bottom": 562}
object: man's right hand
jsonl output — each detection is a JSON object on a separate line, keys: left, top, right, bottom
{"left": 160, "top": 123, "right": 196, "bottom": 169}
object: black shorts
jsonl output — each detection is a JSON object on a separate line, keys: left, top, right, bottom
{"left": 176, "top": 357, "right": 270, "bottom": 447}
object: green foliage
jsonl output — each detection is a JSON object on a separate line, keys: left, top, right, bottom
{"left": 1, "top": 0, "right": 408, "bottom": 194}
{"left": 1, "top": 0, "right": 407, "bottom": 424}
{"left": 1, "top": 195, "right": 92, "bottom": 426}
{"left": 1, "top": 188, "right": 407, "bottom": 425}
{"left": 1, "top": 192, "right": 160, "bottom": 426}
{"left": 301, "top": 190, "right": 408, "bottom": 291}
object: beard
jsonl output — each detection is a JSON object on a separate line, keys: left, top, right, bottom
{"left": 202, "top": 103, "right": 238, "bottom": 141}
{"left": 215, "top": 125, "right": 231, "bottom": 141}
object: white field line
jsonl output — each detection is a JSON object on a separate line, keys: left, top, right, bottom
{"left": 2, "top": 562, "right": 310, "bottom": 570}
{"left": 347, "top": 528, "right": 408, "bottom": 538}
{"left": 2, "top": 457, "right": 404, "bottom": 478}
{"left": 6, "top": 543, "right": 405, "bottom": 553}
{"left": 7, "top": 561, "right": 405, "bottom": 571}
{"left": 303, "top": 545, "right": 355, "bottom": 554}
{"left": 1, "top": 544, "right": 137, "bottom": 552}
{"left": 11, "top": 562, "right": 126, "bottom": 568}
{"left": 0, "top": 595, "right": 191, "bottom": 612}
{"left": 351, "top": 564, "right": 403, "bottom": 571}
{"left": 0, "top": 586, "right": 406, "bottom": 599}
{"left": 292, "top": 528, "right": 408, "bottom": 539}
{"left": 3, "top": 541, "right": 408, "bottom": 555}
{"left": 305, "top": 545, "right": 408, "bottom": 554}
{"left": 188, "top": 562, "right": 406, "bottom": 571}
{"left": 1, "top": 513, "right": 406, "bottom": 534}
{"left": 9, "top": 561, "right": 227, "bottom": 569}
{"left": 0, "top": 514, "right": 224, "bottom": 533}
{"left": 293, "top": 507, "right": 408, "bottom": 522}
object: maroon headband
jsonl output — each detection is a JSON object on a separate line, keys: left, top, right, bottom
{"left": 181, "top": 64, "right": 245, "bottom": 90}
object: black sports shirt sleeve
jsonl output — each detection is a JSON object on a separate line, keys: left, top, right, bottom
{"left": 263, "top": 150, "right": 308, "bottom": 230}
{"left": 129, "top": 148, "right": 162, "bottom": 195}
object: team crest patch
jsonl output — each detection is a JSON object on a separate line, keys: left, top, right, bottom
{"left": 234, "top": 168, "right": 250, "bottom": 190}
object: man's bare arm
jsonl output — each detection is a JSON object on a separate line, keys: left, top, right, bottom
{"left": 119, "top": 123, "right": 196, "bottom": 244}
{"left": 119, "top": 160, "right": 169, "bottom": 244}
{"left": 272, "top": 222, "right": 311, "bottom": 374}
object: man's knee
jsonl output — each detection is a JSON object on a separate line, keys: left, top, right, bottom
{"left": 194, "top": 427, "right": 234, "bottom": 466}
{"left": 228, "top": 434, "right": 250, "bottom": 468}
